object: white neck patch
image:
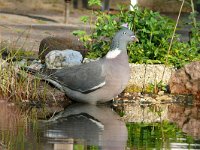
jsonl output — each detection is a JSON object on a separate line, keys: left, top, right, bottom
{"left": 106, "top": 48, "right": 122, "bottom": 59}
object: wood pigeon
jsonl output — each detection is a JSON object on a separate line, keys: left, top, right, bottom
{"left": 28, "top": 27, "right": 138, "bottom": 104}
{"left": 45, "top": 104, "right": 127, "bottom": 149}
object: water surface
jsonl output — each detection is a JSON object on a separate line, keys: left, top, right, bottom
{"left": 0, "top": 100, "right": 200, "bottom": 150}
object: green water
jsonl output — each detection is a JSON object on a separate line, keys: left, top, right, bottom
{"left": 127, "top": 122, "right": 200, "bottom": 149}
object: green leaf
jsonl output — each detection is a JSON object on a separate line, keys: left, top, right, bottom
{"left": 88, "top": 0, "right": 101, "bottom": 7}
{"left": 80, "top": 16, "right": 89, "bottom": 23}
{"left": 72, "top": 30, "right": 86, "bottom": 36}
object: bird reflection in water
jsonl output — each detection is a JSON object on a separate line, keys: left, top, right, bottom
{"left": 41, "top": 103, "right": 128, "bottom": 150}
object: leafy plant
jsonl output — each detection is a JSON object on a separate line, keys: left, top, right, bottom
{"left": 147, "top": 81, "right": 167, "bottom": 94}
{"left": 88, "top": 0, "right": 101, "bottom": 7}
{"left": 74, "top": 6, "right": 200, "bottom": 68}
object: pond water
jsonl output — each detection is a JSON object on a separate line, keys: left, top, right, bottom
{"left": 0, "top": 100, "right": 200, "bottom": 150}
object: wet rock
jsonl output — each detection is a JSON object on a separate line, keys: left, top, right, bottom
{"left": 115, "top": 91, "right": 176, "bottom": 104}
{"left": 38, "top": 36, "right": 88, "bottom": 63}
{"left": 155, "top": 95, "right": 173, "bottom": 102}
{"left": 45, "top": 50, "right": 83, "bottom": 69}
{"left": 169, "top": 61, "right": 200, "bottom": 98}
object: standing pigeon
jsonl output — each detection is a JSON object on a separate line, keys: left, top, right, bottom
{"left": 31, "top": 27, "right": 138, "bottom": 104}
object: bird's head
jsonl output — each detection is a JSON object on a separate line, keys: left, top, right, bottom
{"left": 110, "top": 27, "right": 138, "bottom": 51}
{"left": 116, "top": 27, "right": 139, "bottom": 43}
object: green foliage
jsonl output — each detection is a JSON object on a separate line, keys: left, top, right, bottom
{"left": 146, "top": 81, "right": 168, "bottom": 94}
{"left": 72, "top": 30, "right": 91, "bottom": 48}
{"left": 126, "top": 121, "right": 196, "bottom": 149}
{"left": 189, "top": 16, "right": 200, "bottom": 50}
{"left": 122, "top": 8, "right": 176, "bottom": 64}
{"left": 74, "top": 6, "right": 200, "bottom": 68}
{"left": 85, "top": 12, "right": 119, "bottom": 58}
{"left": 88, "top": 0, "right": 101, "bottom": 7}
{"left": 80, "top": 16, "right": 90, "bottom": 23}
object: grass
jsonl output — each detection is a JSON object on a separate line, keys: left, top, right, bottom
{"left": 0, "top": 39, "right": 69, "bottom": 120}
{"left": 0, "top": 41, "right": 66, "bottom": 149}
{"left": 0, "top": 43, "right": 41, "bottom": 102}
{"left": 0, "top": 13, "right": 55, "bottom": 104}
{"left": 0, "top": 38, "right": 55, "bottom": 103}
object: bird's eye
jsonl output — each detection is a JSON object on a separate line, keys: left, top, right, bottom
{"left": 123, "top": 32, "right": 127, "bottom": 34}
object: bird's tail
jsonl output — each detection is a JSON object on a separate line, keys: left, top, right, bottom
{"left": 20, "top": 66, "right": 65, "bottom": 92}
{"left": 20, "top": 66, "right": 48, "bottom": 79}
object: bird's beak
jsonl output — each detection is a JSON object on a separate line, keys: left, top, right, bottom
{"left": 131, "top": 35, "right": 139, "bottom": 42}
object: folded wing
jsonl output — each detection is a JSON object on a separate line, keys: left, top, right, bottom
{"left": 51, "top": 61, "right": 106, "bottom": 93}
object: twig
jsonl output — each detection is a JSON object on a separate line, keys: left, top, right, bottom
{"left": 161, "top": 0, "right": 185, "bottom": 81}
{"left": 190, "top": 0, "right": 197, "bottom": 28}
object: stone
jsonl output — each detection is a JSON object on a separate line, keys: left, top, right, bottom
{"left": 38, "top": 36, "right": 88, "bottom": 63}
{"left": 155, "top": 95, "right": 173, "bottom": 102}
{"left": 158, "top": 90, "right": 164, "bottom": 96}
{"left": 28, "top": 60, "right": 44, "bottom": 71}
{"left": 45, "top": 49, "right": 83, "bottom": 69}
{"left": 169, "top": 61, "right": 200, "bottom": 97}
{"left": 128, "top": 64, "right": 174, "bottom": 91}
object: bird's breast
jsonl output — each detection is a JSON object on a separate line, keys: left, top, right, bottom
{"left": 105, "top": 57, "right": 130, "bottom": 85}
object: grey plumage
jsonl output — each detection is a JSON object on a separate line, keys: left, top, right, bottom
{"left": 30, "top": 27, "right": 138, "bottom": 104}
{"left": 44, "top": 104, "right": 128, "bottom": 150}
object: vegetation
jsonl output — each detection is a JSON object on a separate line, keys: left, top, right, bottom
{"left": 146, "top": 81, "right": 168, "bottom": 94}
{"left": 0, "top": 42, "right": 46, "bottom": 103}
{"left": 74, "top": 5, "right": 200, "bottom": 68}
{"left": 126, "top": 121, "right": 197, "bottom": 149}
{"left": 0, "top": 0, "right": 199, "bottom": 149}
